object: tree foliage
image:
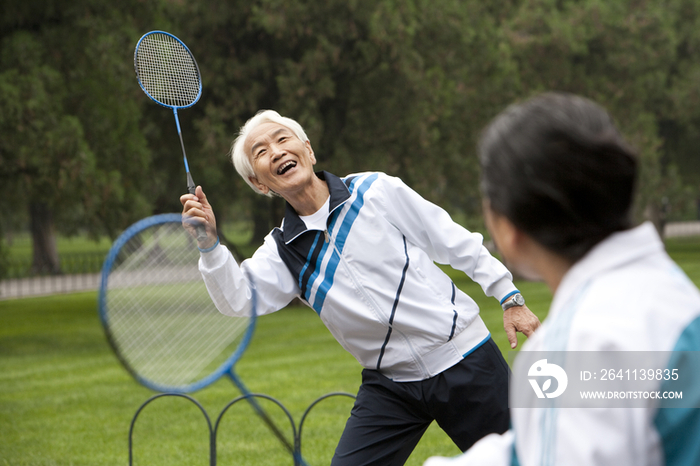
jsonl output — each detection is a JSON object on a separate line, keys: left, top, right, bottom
{"left": 0, "top": 0, "right": 163, "bottom": 271}
{"left": 499, "top": 0, "right": 700, "bottom": 223}
{"left": 1, "top": 0, "right": 700, "bottom": 273}
{"left": 176, "top": 0, "right": 520, "bottom": 238}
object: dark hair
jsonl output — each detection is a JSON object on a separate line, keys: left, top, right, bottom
{"left": 479, "top": 92, "right": 638, "bottom": 262}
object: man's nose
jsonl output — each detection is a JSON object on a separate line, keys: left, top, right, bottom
{"left": 270, "top": 144, "right": 286, "bottom": 160}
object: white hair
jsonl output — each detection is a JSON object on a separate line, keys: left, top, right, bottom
{"left": 230, "top": 110, "right": 310, "bottom": 197}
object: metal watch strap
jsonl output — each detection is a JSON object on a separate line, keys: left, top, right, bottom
{"left": 502, "top": 293, "right": 525, "bottom": 311}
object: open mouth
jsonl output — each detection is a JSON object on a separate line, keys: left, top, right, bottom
{"left": 277, "top": 160, "right": 297, "bottom": 175}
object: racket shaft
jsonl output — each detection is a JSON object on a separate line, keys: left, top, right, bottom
{"left": 173, "top": 109, "right": 207, "bottom": 242}
{"left": 228, "top": 374, "right": 299, "bottom": 458}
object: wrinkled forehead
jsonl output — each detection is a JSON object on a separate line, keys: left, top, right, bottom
{"left": 245, "top": 122, "right": 297, "bottom": 156}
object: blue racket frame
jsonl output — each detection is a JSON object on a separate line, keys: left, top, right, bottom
{"left": 134, "top": 30, "right": 202, "bottom": 110}
{"left": 98, "top": 213, "right": 257, "bottom": 394}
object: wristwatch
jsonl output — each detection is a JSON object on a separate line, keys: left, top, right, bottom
{"left": 501, "top": 293, "right": 525, "bottom": 311}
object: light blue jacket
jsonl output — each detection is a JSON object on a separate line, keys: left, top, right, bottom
{"left": 425, "top": 222, "right": 700, "bottom": 466}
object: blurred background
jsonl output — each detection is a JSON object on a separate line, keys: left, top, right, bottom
{"left": 2, "top": 0, "right": 700, "bottom": 285}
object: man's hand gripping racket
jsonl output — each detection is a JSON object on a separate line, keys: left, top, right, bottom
{"left": 180, "top": 186, "right": 217, "bottom": 250}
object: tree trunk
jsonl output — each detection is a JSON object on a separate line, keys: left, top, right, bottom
{"left": 249, "top": 195, "right": 285, "bottom": 246}
{"left": 644, "top": 201, "right": 667, "bottom": 239}
{"left": 250, "top": 195, "right": 273, "bottom": 246}
{"left": 30, "top": 201, "right": 61, "bottom": 275}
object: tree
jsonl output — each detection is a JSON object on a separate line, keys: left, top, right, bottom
{"left": 0, "top": 0, "right": 164, "bottom": 273}
{"left": 0, "top": 31, "right": 95, "bottom": 273}
{"left": 659, "top": 0, "right": 700, "bottom": 221}
{"left": 497, "top": 0, "right": 700, "bottom": 228}
{"left": 4, "top": 0, "right": 698, "bottom": 271}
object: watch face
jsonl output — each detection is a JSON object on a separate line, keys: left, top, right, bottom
{"left": 514, "top": 294, "right": 525, "bottom": 306}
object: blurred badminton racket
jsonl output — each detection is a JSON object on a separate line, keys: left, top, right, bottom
{"left": 98, "top": 214, "right": 306, "bottom": 464}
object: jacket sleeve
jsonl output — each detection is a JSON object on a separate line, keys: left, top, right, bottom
{"left": 198, "top": 234, "right": 301, "bottom": 317}
{"left": 376, "top": 173, "right": 516, "bottom": 302}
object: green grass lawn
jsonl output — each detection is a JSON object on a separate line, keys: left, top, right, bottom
{"left": 1, "top": 237, "right": 698, "bottom": 465}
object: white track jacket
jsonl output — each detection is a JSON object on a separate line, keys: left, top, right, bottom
{"left": 199, "top": 171, "right": 517, "bottom": 382}
{"left": 424, "top": 222, "right": 700, "bottom": 466}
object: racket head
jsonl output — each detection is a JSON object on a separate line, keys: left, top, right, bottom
{"left": 98, "top": 214, "right": 256, "bottom": 393}
{"left": 134, "top": 31, "right": 202, "bottom": 110}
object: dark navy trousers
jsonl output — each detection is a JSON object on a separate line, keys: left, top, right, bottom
{"left": 331, "top": 338, "right": 510, "bottom": 466}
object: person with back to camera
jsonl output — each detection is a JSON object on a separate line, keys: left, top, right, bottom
{"left": 180, "top": 109, "right": 541, "bottom": 465}
{"left": 424, "top": 92, "right": 700, "bottom": 466}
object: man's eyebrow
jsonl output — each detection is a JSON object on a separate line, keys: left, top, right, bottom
{"left": 251, "top": 127, "right": 290, "bottom": 154}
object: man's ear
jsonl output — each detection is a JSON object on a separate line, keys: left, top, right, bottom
{"left": 249, "top": 176, "right": 269, "bottom": 195}
{"left": 305, "top": 140, "right": 316, "bottom": 165}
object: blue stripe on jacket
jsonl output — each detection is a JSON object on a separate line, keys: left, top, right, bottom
{"left": 271, "top": 172, "right": 379, "bottom": 315}
{"left": 308, "top": 173, "right": 378, "bottom": 313}
{"left": 654, "top": 315, "right": 700, "bottom": 466}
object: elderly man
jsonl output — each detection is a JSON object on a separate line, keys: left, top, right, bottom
{"left": 181, "top": 110, "right": 540, "bottom": 466}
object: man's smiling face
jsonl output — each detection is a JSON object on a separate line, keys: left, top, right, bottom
{"left": 245, "top": 122, "right": 317, "bottom": 197}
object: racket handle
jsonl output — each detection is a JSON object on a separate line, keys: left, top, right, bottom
{"left": 185, "top": 174, "right": 208, "bottom": 242}
{"left": 195, "top": 224, "right": 208, "bottom": 242}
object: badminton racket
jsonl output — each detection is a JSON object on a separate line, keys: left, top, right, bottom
{"left": 98, "top": 214, "right": 308, "bottom": 464}
{"left": 134, "top": 31, "right": 206, "bottom": 241}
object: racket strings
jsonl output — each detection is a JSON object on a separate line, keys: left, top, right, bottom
{"left": 135, "top": 33, "right": 200, "bottom": 107}
{"left": 111, "top": 278, "right": 242, "bottom": 386}
{"left": 105, "top": 222, "right": 247, "bottom": 387}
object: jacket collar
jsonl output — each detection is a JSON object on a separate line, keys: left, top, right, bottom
{"left": 279, "top": 171, "right": 351, "bottom": 243}
{"left": 550, "top": 221, "right": 663, "bottom": 317}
